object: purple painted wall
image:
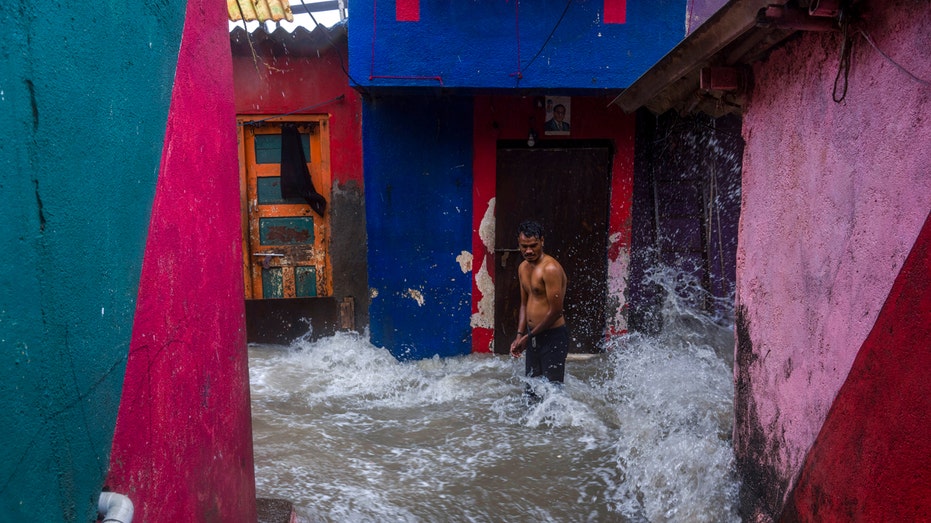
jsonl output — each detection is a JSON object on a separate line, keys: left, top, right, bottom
{"left": 734, "top": 0, "right": 931, "bottom": 519}
{"left": 686, "top": 0, "right": 727, "bottom": 34}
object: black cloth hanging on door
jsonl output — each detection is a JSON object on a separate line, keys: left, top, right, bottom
{"left": 280, "top": 123, "right": 327, "bottom": 216}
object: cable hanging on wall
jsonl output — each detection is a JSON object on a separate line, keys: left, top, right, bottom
{"left": 510, "top": 0, "right": 575, "bottom": 86}
{"left": 834, "top": 5, "right": 930, "bottom": 103}
{"left": 857, "top": 29, "right": 930, "bottom": 87}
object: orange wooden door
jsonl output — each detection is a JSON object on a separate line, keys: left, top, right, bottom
{"left": 238, "top": 117, "right": 331, "bottom": 299}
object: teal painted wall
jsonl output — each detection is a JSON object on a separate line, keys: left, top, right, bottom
{"left": 0, "top": 2, "right": 184, "bottom": 520}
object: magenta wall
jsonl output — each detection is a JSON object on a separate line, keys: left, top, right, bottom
{"left": 734, "top": 0, "right": 931, "bottom": 519}
{"left": 106, "top": 0, "right": 257, "bottom": 520}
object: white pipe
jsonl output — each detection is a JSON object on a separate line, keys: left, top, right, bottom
{"left": 98, "top": 492, "right": 134, "bottom": 523}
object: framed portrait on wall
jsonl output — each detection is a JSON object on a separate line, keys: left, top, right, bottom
{"left": 544, "top": 96, "right": 571, "bottom": 135}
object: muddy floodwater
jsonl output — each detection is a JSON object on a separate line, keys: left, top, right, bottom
{"left": 249, "top": 269, "right": 740, "bottom": 522}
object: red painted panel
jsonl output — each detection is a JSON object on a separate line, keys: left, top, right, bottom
{"left": 396, "top": 0, "right": 420, "bottom": 21}
{"left": 781, "top": 211, "right": 931, "bottom": 522}
{"left": 471, "top": 96, "right": 498, "bottom": 353}
{"left": 107, "top": 0, "right": 257, "bottom": 520}
{"left": 604, "top": 0, "right": 627, "bottom": 24}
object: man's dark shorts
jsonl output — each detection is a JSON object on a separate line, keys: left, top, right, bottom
{"left": 525, "top": 325, "right": 570, "bottom": 383}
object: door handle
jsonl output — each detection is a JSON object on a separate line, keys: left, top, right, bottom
{"left": 494, "top": 249, "right": 521, "bottom": 268}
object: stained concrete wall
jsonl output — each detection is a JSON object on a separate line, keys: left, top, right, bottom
{"left": 0, "top": 1, "right": 183, "bottom": 520}
{"left": 734, "top": 1, "right": 931, "bottom": 519}
{"left": 686, "top": 0, "right": 729, "bottom": 34}
{"left": 106, "top": 0, "right": 258, "bottom": 520}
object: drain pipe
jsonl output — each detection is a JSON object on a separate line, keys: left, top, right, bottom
{"left": 98, "top": 491, "right": 134, "bottom": 523}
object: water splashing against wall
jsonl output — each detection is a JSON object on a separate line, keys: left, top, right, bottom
{"left": 250, "top": 267, "right": 739, "bottom": 522}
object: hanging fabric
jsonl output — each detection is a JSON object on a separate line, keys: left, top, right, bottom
{"left": 280, "top": 123, "right": 327, "bottom": 217}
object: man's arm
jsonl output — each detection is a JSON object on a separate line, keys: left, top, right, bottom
{"left": 510, "top": 263, "right": 530, "bottom": 357}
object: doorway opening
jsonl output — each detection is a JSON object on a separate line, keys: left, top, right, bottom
{"left": 493, "top": 141, "right": 614, "bottom": 354}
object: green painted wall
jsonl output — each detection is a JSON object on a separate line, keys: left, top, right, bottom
{"left": 0, "top": 2, "right": 185, "bottom": 520}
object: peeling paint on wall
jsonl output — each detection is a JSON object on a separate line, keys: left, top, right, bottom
{"left": 456, "top": 251, "right": 472, "bottom": 273}
{"left": 479, "top": 197, "right": 495, "bottom": 250}
{"left": 468, "top": 197, "right": 497, "bottom": 350}
{"left": 607, "top": 241, "right": 630, "bottom": 335}
{"left": 404, "top": 288, "right": 425, "bottom": 306}
{"left": 470, "top": 197, "right": 496, "bottom": 334}
{"left": 470, "top": 257, "right": 495, "bottom": 330}
{"left": 363, "top": 95, "right": 473, "bottom": 359}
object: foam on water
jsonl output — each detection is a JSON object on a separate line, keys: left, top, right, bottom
{"left": 250, "top": 268, "right": 740, "bottom": 522}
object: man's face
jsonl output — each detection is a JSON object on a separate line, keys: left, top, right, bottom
{"left": 553, "top": 106, "right": 566, "bottom": 122}
{"left": 518, "top": 233, "right": 543, "bottom": 262}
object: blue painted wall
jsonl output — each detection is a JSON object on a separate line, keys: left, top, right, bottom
{"left": 349, "top": 0, "right": 687, "bottom": 89}
{"left": 364, "top": 96, "right": 473, "bottom": 359}
{"left": 0, "top": 2, "right": 183, "bottom": 520}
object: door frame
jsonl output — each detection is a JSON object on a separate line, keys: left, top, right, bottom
{"left": 237, "top": 115, "right": 332, "bottom": 300}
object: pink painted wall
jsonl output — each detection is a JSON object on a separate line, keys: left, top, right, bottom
{"left": 470, "top": 95, "right": 635, "bottom": 353}
{"left": 734, "top": 0, "right": 931, "bottom": 519}
{"left": 106, "top": 1, "right": 258, "bottom": 520}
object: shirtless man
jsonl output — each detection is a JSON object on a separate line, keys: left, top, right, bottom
{"left": 509, "top": 221, "right": 570, "bottom": 384}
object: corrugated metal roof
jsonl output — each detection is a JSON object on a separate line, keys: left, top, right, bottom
{"left": 228, "top": 0, "right": 295, "bottom": 22}
{"left": 230, "top": 22, "right": 347, "bottom": 56}
{"left": 228, "top": 0, "right": 345, "bottom": 25}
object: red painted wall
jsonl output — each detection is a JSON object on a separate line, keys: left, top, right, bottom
{"left": 470, "top": 95, "right": 635, "bottom": 353}
{"left": 106, "top": 1, "right": 258, "bottom": 520}
{"left": 232, "top": 39, "right": 363, "bottom": 186}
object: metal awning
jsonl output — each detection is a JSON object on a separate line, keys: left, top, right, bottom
{"left": 611, "top": 0, "right": 840, "bottom": 117}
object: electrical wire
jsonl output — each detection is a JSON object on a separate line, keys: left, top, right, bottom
{"left": 833, "top": 13, "right": 853, "bottom": 103}
{"left": 297, "top": 0, "right": 370, "bottom": 94}
{"left": 858, "top": 29, "right": 931, "bottom": 87}
{"left": 521, "top": 0, "right": 574, "bottom": 74}
{"left": 511, "top": 0, "right": 522, "bottom": 80}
